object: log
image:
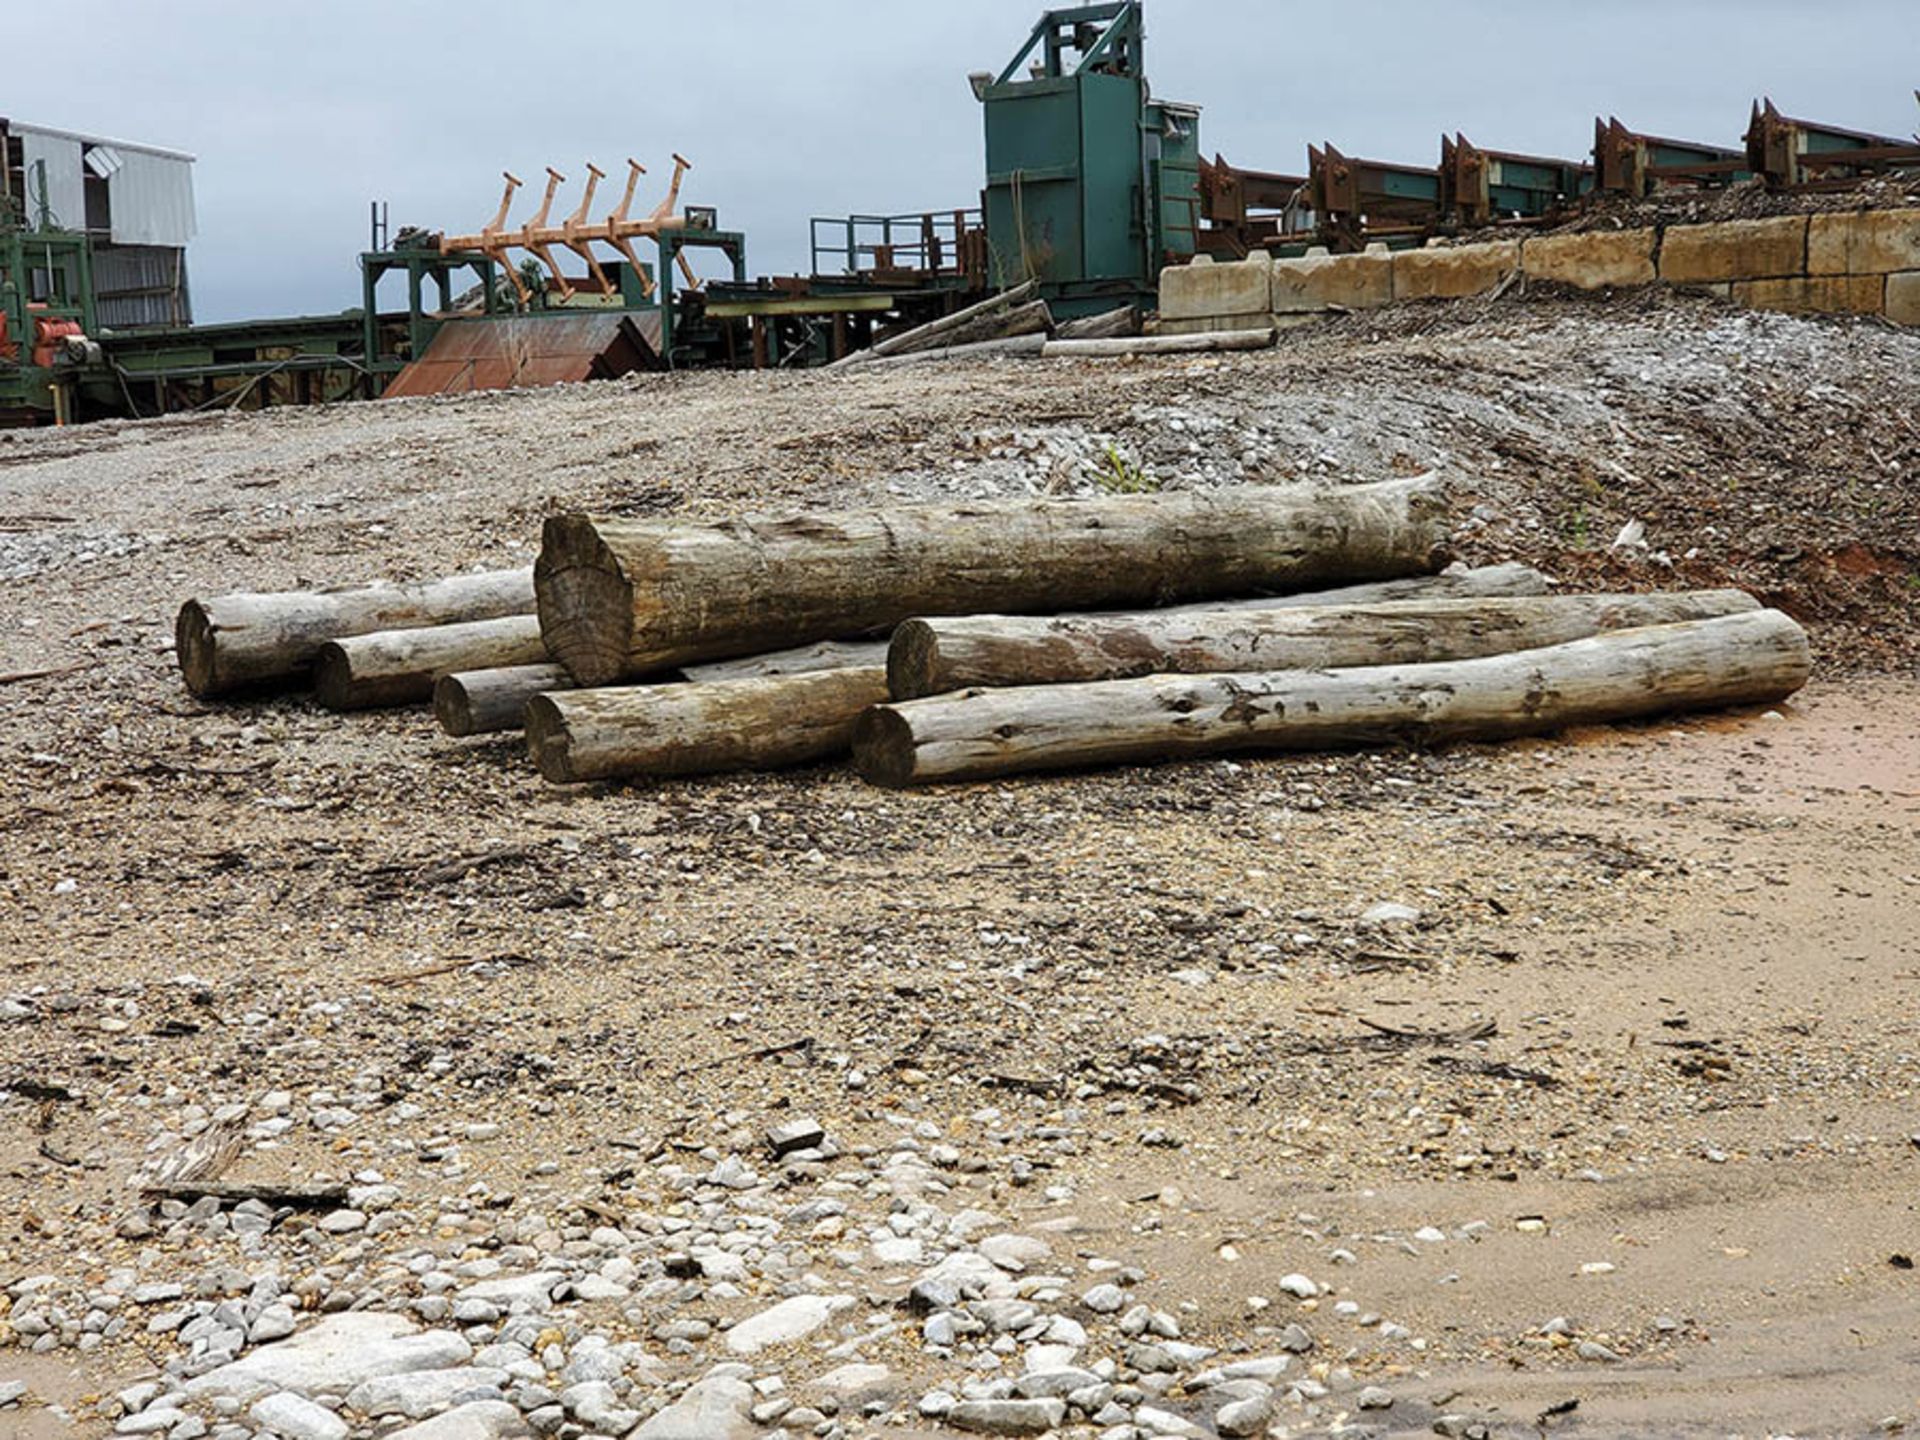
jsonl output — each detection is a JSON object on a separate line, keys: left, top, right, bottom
{"left": 176, "top": 568, "right": 534, "bottom": 697}
{"left": 858, "top": 333, "right": 1048, "bottom": 369}
{"left": 314, "top": 615, "right": 550, "bottom": 711}
{"left": 853, "top": 609, "right": 1810, "bottom": 787}
{"left": 1055, "top": 305, "right": 1140, "bottom": 341}
{"left": 836, "top": 279, "right": 1040, "bottom": 366}
{"left": 433, "top": 637, "right": 892, "bottom": 737}
{"left": 536, "top": 477, "right": 1448, "bottom": 685}
{"left": 887, "top": 590, "right": 1758, "bottom": 698}
{"left": 681, "top": 638, "right": 891, "bottom": 684}
{"left": 910, "top": 298, "right": 1051, "bottom": 352}
{"left": 434, "top": 662, "right": 576, "bottom": 737}
{"left": 526, "top": 667, "right": 890, "bottom": 783}
{"left": 1042, "top": 328, "right": 1275, "bottom": 358}
{"left": 875, "top": 561, "right": 1553, "bottom": 702}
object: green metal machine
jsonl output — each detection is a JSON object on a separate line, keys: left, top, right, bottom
{"left": 0, "top": 159, "right": 99, "bottom": 424}
{"left": 979, "top": 2, "right": 1199, "bottom": 315}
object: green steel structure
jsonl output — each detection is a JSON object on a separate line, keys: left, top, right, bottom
{"left": 979, "top": 2, "right": 1200, "bottom": 314}
{"left": 0, "top": 161, "right": 97, "bottom": 424}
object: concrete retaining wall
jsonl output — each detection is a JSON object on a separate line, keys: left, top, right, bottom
{"left": 1159, "top": 208, "right": 1920, "bottom": 331}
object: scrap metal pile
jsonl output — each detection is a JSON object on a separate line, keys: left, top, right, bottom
{"left": 1201, "top": 98, "right": 1920, "bottom": 258}
{"left": 173, "top": 480, "right": 1811, "bottom": 786}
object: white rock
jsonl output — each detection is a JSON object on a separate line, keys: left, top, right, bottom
{"left": 1215, "top": 1394, "right": 1271, "bottom": 1436}
{"left": 1358, "top": 902, "right": 1421, "bottom": 927}
{"left": 1135, "top": 1404, "right": 1203, "bottom": 1436}
{"left": 630, "top": 1373, "right": 755, "bottom": 1440}
{"left": 346, "top": 1367, "right": 507, "bottom": 1418}
{"left": 1277, "top": 1273, "right": 1318, "bottom": 1299}
{"left": 724, "top": 1294, "right": 854, "bottom": 1354}
{"left": 250, "top": 1392, "right": 349, "bottom": 1440}
{"left": 459, "top": 1272, "right": 563, "bottom": 1306}
{"left": 871, "top": 1236, "right": 924, "bottom": 1267}
{"left": 386, "top": 1400, "right": 529, "bottom": 1439}
{"left": 186, "top": 1314, "right": 473, "bottom": 1404}
{"left": 814, "top": 1362, "right": 889, "bottom": 1392}
{"left": 1081, "top": 1283, "right": 1126, "bottom": 1314}
{"left": 979, "top": 1233, "right": 1051, "bottom": 1272}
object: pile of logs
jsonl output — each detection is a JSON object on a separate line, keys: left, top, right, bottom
{"left": 172, "top": 477, "right": 1811, "bottom": 787}
{"left": 824, "top": 281, "right": 1266, "bottom": 368}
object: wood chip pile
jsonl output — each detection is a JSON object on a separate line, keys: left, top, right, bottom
{"left": 172, "top": 477, "right": 1811, "bottom": 787}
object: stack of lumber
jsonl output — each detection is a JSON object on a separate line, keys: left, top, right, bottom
{"left": 172, "top": 476, "right": 1811, "bottom": 787}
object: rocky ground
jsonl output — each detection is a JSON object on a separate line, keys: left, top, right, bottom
{"left": 0, "top": 288, "right": 1916, "bottom": 1440}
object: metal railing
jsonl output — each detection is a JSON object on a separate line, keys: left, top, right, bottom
{"left": 810, "top": 209, "right": 982, "bottom": 281}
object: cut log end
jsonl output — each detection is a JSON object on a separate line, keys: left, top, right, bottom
{"left": 525, "top": 694, "right": 577, "bottom": 782}
{"left": 851, "top": 705, "right": 919, "bottom": 788}
{"left": 433, "top": 674, "right": 478, "bottom": 737}
{"left": 311, "top": 643, "right": 355, "bottom": 710}
{"left": 886, "top": 620, "right": 941, "bottom": 702}
{"left": 536, "top": 514, "right": 634, "bottom": 686}
{"left": 174, "top": 600, "right": 219, "bottom": 697}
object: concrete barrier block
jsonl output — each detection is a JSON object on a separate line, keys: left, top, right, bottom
{"left": 1158, "top": 312, "right": 1277, "bottom": 336}
{"left": 1158, "top": 255, "right": 1272, "bottom": 322}
{"left": 1391, "top": 241, "right": 1520, "bottom": 301}
{"left": 1658, "top": 217, "right": 1806, "bottom": 283}
{"left": 1807, "top": 209, "right": 1920, "bottom": 276}
{"left": 1731, "top": 275, "right": 1885, "bottom": 316}
{"left": 1882, "top": 271, "right": 1920, "bottom": 325}
{"left": 1270, "top": 252, "right": 1393, "bottom": 313}
{"left": 1520, "top": 229, "right": 1657, "bottom": 289}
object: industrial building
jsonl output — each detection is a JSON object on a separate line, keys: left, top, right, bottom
{"left": 1, "top": 117, "right": 196, "bottom": 327}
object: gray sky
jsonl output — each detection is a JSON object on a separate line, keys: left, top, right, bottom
{"left": 14, "top": 1, "right": 1919, "bottom": 324}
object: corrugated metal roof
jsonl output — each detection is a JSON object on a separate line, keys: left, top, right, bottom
{"left": 385, "top": 313, "right": 660, "bottom": 400}
{"left": 9, "top": 120, "right": 195, "bottom": 163}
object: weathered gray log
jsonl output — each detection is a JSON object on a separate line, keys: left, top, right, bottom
{"left": 854, "top": 609, "right": 1810, "bottom": 786}
{"left": 526, "top": 667, "right": 890, "bottom": 783}
{"left": 860, "top": 333, "right": 1048, "bottom": 369}
{"left": 314, "top": 615, "right": 549, "bottom": 711}
{"left": 176, "top": 568, "right": 534, "bottom": 697}
{"left": 888, "top": 590, "right": 1757, "bottom": 699}
{"left": 1055, "top": 305, "right": 1140, "bottom": 341}
{"left": 837, "top": 279, "right": 1040, "bottom": 366}
{"left": 1042, "top": 328, "right": 1275, "bottom": 358}
{"left": 434, "top": 662, "right": 576, "bottom": 737}
{"left": 681, "top": 638, "right": 891, "bottom": 684}
{"left": 876, "top": 560, "right": 1553, "bottom": 701}
{"left": 536, "top": 477, "right": 1448, "bottom": 685}
{"left": 912, "top": 298, "right": 1052, "bottom": 352}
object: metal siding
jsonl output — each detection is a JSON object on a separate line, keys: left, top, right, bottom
{"left": 18, "top": 130, "right": 85, "bottom": 231}
{"left": 108, "top": 151, "right": 196, "bottom": 246}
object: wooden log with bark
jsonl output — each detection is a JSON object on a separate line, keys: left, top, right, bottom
{"left": 314, "top": 615, "right": 550, "bottom": 711}
{"left": 526, "top": 666, "right": 890, "bottom": 783}
{"left": 834, "top": 279, "right": 1040, "bottom": 366}
{"left": 434, "top": 662, "right": 576, "bottom": 737}
{"left": 681, "top": 638, "right": 890, "bottom": 684}
{"left": 1042, "top": 328, "right": 1275, "bottom": 359}
{"left": 176, "top": 568, "right": 534, "bottom": 697}
{"left": 887, "top": 590, "right": 1757, "bottom": 698}
{"left": 433, "top": 638, "right": 891, "bottom": 738}
{"left": 536, "top": 477, "right": 1448, "bottom": 685}
{"left": 858, "top": 333, "right": 1048, "bottom": 369}
{"left": 853, "top": 609, "right": 1810, "bottom": 786}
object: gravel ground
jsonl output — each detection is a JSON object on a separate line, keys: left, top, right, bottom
{"left": 0, "top": 288, "right": 1917, "bottom": 1440}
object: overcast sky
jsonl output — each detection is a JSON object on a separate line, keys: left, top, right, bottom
{"left": 13, "top": 1, "right": 1919, "bottom": 324}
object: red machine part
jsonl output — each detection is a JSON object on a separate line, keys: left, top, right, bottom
{"left": 0, "top": 311, "right": 13, "bottom": 364}
{"left": 31, "top": 315, "right": 84, "bottom": 368}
